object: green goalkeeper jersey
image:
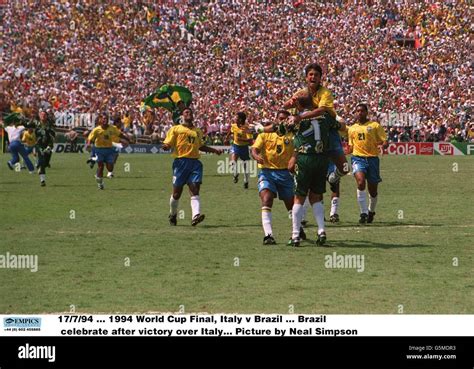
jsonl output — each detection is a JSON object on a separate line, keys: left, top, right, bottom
{"left": 293, "top": 114, "right": 339, "bottom": 155}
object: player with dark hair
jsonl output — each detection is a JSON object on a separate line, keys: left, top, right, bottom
{"left": 347, "top": 103, "right": 387, "bottom": 224}
{"left": 162, "top": 108, "right": 223, "bottom": 226}
{"left": 251, "top": 110, "right": 306, "bottom": 245}
{"left": 35, "top": 115, "right": 56, "bottom": 187}
{"left": 225, "top": 111, "right": 253, "bottom": 189}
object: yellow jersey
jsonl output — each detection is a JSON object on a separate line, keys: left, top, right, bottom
{"left": 293, "top": 86, "right": 336, "bottom": 117}
{"left": 22, "top": 131, "right": 37, "bottom": 147}
{"left": 163, "top": 125, "right": 204, "bottom": 159}
{"left": 88, "top": 125, "right": 122, "bottom": 148}
{"left": 231, "top": 124, "right": 252, "bottom": 146}
{"left": 348, "top": 121, "right": 386, "bottom": 157}
{"left": 252, "top": 132, "right": 294, "bottom": 170}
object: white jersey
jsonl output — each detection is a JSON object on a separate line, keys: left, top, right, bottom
{"left": 5, "top": 125, "right": 25, "bottom": 142}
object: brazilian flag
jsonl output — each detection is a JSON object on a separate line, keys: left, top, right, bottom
{"left": 141, "top": 84, "right": 192, "bottom": 125}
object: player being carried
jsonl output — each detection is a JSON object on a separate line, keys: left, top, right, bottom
{"left": 347, "top": 103, "right": 387, "bottom": 224}
{"left": 85, "top": 112, "right": 130, "bottom": 190}
{"left": 251, "top": 110, "right": 306, "bottom": 245}
{"left": 162, "top": 108, "right": 223, "bottom": 226}
{"left": 225, "top": 112, "right": 253, "bottom": 189}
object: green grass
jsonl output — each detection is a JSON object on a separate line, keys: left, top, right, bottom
{"left": 0, "top": 153, "right": 472, "bottom": 314}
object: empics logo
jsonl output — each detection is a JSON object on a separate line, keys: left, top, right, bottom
{"left": 18, "top": 343, "right": 56, "bottom": 363}
{"left": 4, "top": 317, "right": 42, "bottom": 328}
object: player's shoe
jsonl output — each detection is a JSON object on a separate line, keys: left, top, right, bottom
{"left": 263, "top": 235, "right": 276, "bottom": 245}
{"left": 316, "top": 232, "right": 327, "bottom": 246}
{"left": 233, "top": 174, "right": 239, "bottom": 183}
{"left": 107, "top": 172, "right": 114, "bottom": 179}
{"left": 367, "top": 211, "right": 376, "bottom": 224}
{"left": 7, "top": 161, "right": 14, "bottom": 170}
{"left": 98, "top": 183, "right": 104, "bottom": 190}
{"left": 168, "top": 214, "right": 177, "bottom": 226}
{"left": 191, "top": 214, "right": 205, "bottom": 226}
{"left": 40, "top": 180, "right": 46, "bottom": 187}
{"left": 299, "top": 227, "right": 307, "bottom": 240}
{"left": 288, "top": 237, "right": 301, "bottom": 247}
{"left": 244, "top": 182, "right": 248, "bottom": 189}
{"left": 359, "top": 213, "right": 368, "bottom": 224}
{"left": 301, "top": 219, "right": 308, "bottom": 227}
{"left": 329, "top": 214, "right": 339, "bottom": 223}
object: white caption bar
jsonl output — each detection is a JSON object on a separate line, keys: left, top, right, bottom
{"left": 1, "top": 315, "right": 473, "bottom": 337}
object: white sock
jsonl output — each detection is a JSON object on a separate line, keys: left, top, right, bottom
{"left": 368, "top": 195, "right": 378, "bottom": 212}
{"left": 243, "top": 161, "right": 249, "bottom": 183}
{"left": 288, "top": 210, "right": 292, "bottom": 220}
{"left": 170, "top": 196, "right": 179, "bottom": 216}
{"left": 292, "top": 203, "right": 304, "bottom": 239}
{"left": 230, "top": 160, "right": 237, "bottom": 177}
{"left": 302, "top": 197, "right": 310, "bottom": 221}
{"left": 330, "top": 197, "right": 339, "bottom": 216}
{"left": 190, "top": 195, "right": 200, "bottom": 218}
{"left": 39, "top": 174, "right": 46, "bottom": 182}
{"left": 262, "top": 207, "right": 272, "bottom": 236}
{"left": 312, "top": 201, "right": 325, "bottom": 235}
{"left": 357, "top": 189, "right": 368, "bottom": 214}
{"left": 96, "top": 176, "right": 103, "bottom": 184}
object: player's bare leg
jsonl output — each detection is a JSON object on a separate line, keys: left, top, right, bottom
{"left": 328, "top": 154, "right": 349, "bottom": 185}
{"left": 169, "top": 186, "right": 184, "bottom": 225}
{"left": 230, "top": 153, "right": 238, "bottom": 183}
{"left": 188, "top": 183, "right": 205, "bottom": 226}
{"left": 354, "top": 172, "right": 368, "bottom": 224}
{"left": 260, "top": 189, "right": 276, "bottom": 244}
{"left": 309, "top": 192, "right": 326, "bottom": 245}
{"left": 367, "top": 182, "right": 378, "bottom": 223}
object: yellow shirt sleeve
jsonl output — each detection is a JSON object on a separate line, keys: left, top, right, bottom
{"left": 252, "top": 133, "right": 264, "bottom": 150}
{"left": 163, "top": 126, "right": 176, "bottom": 147}
{"left": 88, "top": 128, "right": 97, "bottom": 142}
{"left": 376, "top": 123, "right": 387, "bottom": 143}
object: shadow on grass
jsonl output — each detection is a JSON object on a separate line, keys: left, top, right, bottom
{"left": 306, "top": 239, "right": 431, "bottom": 249}
{"left": 303, "top": 221, "right": 443, "bottom": 228}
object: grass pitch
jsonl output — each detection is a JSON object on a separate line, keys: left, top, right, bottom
{"left": 0, "top": 153, "right": 472, "bottom": 314}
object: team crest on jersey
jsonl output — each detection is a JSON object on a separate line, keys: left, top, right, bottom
{"left": 284, "top": 138, "right": 290, "bottom": 145}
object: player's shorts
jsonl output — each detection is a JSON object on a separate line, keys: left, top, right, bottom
{"left": 351, "top": 156, "right": 382, "bottom": 184}
{"left": 257, "top": 168, "right": 294, "bottom": 200}
{"left": 25, "top": 146, "right": 34, "bottom": 155}
{"left": 95, "top": 147, "right": 116, "bottom": 164}
{"left": 172, "top": 157, "right": 203, "bottom": 187}
{"left": 327, "top": 129, "right": 344, "bottom": 157}
{"left": 231, "top": 144, "right": 250, "bottom": 161}
{"left": 294, "top": 154, "right": 329, "bottom": 197}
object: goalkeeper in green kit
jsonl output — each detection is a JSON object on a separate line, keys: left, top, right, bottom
{"left": 35, "top": 111, "right": 56, "bottom": 187}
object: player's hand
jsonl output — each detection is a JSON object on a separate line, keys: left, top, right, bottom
{"left": 253, "top": 154, "right": 264, "bottom": 165}
{"left": 288, "top": 156, "right": 297, "bottom": 173}
{"left": 214, "top": 148, "right": 223, "bottom": 155}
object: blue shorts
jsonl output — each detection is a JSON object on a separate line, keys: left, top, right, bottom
{"left": 172, "top": 158, "right": 203, "bottom": 187}
{"left": 95, "top": 147, "right": 116, "bottom": 164}
{"left": 327, "top": 129, "right": 344, "bottom": 157}
{"left": 231, "top": 144, "right": 250, "bottom": 161}
{"left": 258, "top": 168, "right": 294, "bottom": 200}
{"left": 351, "top": 156, "right": 382, "bottom": 184}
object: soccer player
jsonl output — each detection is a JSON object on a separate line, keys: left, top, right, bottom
{"left": 225, "top": 112, "right": 253, "bottom": 189}
{"left": 4, "top": 116, "right": 35, "bottom": 173}
{"left": 35, "top": 116, "right": 56, "bottom": 187}
{"left": 162, "top": 108, "right": 223, "bottom": 226}
{"left": 21, "top": 123, "right": 37, "bottom": 169}
{"left": 251, "top": 110, "right": 306, "bottom": 245}
{"left": 347, "top": 104, "right": 387, "bottom": 224}
{"left": 284, "top": 64, "right": 350, "bottom": 184}
{"left": 86, "top": 112, "right": 130, "bottom": 190}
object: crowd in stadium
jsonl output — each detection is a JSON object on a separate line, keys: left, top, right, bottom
{"left": 0, "top": 0, "right": 472, "bottom": 144}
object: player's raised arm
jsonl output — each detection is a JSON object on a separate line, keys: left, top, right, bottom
{"left": 199, "top": 145, "right": 223, "bottom": 155}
